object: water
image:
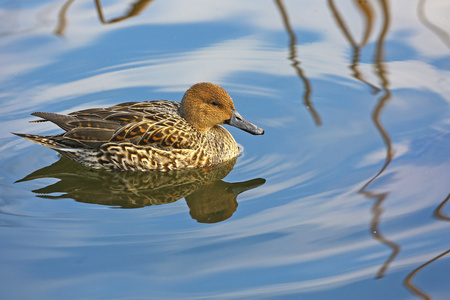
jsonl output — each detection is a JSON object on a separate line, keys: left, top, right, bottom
{"left": 1, "top": 0, "right": 449, "bottom": 299}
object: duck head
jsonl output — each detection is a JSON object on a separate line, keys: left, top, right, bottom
{"left": 180, "top": 82, "right": 264, "bottom": 135}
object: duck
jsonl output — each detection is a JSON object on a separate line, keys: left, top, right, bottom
{"left": 14, "top": 82, "right": 264, "bottom": 172}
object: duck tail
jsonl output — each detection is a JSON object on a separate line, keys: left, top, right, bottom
{"left": 12, "top": 132, "right": 98, "bottom": 164}
{"left": 12, "top": 132, "right": 68, "bottom": 150}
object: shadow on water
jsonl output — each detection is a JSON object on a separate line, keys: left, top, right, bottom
{"left": 274, "top": 0, "right": 322, "bottom": 127}
{"left": 15, "top": 156, "right": 265, "bottom": 223}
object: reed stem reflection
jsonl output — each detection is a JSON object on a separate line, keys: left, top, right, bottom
{"left": 52, "top": 0, "right": 156, "bottom": 36}
{"left": 274, "top": 0, "right": 322, "bottom": 126}
{"left": 404, "top": 249, "right": 450, "bottom": 300}
{"left": 434, "top": 193, "right": 450, "bottom": 221}
{"left": 360, "top": 0, "right": 400, "bottom": 280}
{"left": 95, "top": 0, "right": 155, "bottom": 24}
{"left": 405, "top": 193, "right": 450, "bottom": 299}
{"left": 54, "top": 0, "right": 75, "bottom": 36}
{"left": 328, "top": 0, "right": 380, "bottom": 94}
{"left": 16, "top": 156, "right": 265, "bottom": 223}
{"left": 417, "top": 0, "right": 450, "bottom": 49}
{"left": 329, "top": 0, "right": 400, "bottom": 279}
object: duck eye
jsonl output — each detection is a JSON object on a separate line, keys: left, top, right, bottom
{"left": 211, "top": 101, "right": 219, "bottom": 107}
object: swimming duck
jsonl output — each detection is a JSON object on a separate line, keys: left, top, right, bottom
{"left": 14, "top": 82, "right": 264, "bottom": 171}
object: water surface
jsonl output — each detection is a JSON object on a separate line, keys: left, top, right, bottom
{"left": 1, "top": 0, "right": 449, "bottom": 299}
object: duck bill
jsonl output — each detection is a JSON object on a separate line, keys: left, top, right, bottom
{"left": 225, "top": 110, "right": 264, "bottom": 135}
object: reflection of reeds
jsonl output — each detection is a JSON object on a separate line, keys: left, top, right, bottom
{"left": 434, "top": 193, "right": 450, "bottom": 221}
{"left": 365, "top": 191, "right": 401, "bottom": 279}
{"left": 404, "top": 249, "right": 450, "bottom": 300}
{"left": 330, "top": 0, "right": 399, "bottom": 279}
{"left": 361, "top": 0, "right": 399, "bottom": 280}
{"left": 407, "top": 193, "right": 450, "bottom": 298}
{"left": 367, "top": 0, "right": 394, "bottom": 185}
{"left": 53, "top": 0, "right": 156, "bottom": 35}
{"left": 95, "top": 0, "right": 155, "bottom": 24}
{"left": 274, "top": 0, "right": 322, "bottom": 126}
{"left": 327, "top": 0, "right": 380, "bottom": 94}
{"left": 54, "top": 0, "right": 75, "bottom": 36}
{"left": 331, "top": 0, "right": 449, "bottom": 290}
{"left": 418, "top": 0, "right": 450, "bottom": 49}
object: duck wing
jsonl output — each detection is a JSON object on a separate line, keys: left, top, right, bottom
{"left": 107, "top": 111, "right": 200, "bottom": 150}
{"left": 30, "top": 100, "right": 199, "bottom": 150}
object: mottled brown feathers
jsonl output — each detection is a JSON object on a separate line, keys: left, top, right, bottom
{"left": 14, "top": 82, "right": 263, "bottom": 171}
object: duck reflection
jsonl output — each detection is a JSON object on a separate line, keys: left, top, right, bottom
{"left": 16, "top": 157, "right": 265, "bottom": 223}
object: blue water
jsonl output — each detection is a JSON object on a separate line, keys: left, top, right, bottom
{"left": 1, "top": 0, "right": 449, "bottom": 299}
